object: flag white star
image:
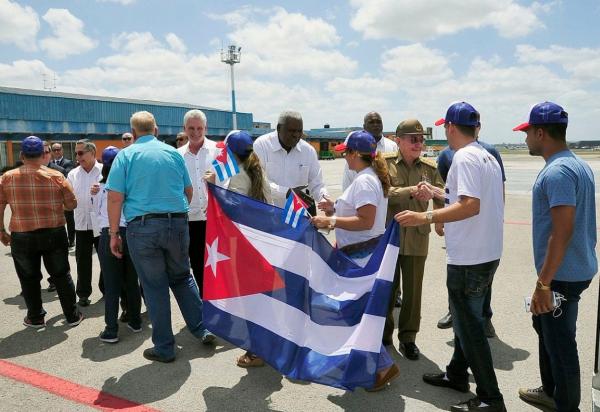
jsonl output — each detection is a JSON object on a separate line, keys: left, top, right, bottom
{"left": 204, "top": 237, "right": 230, "bottom": 277}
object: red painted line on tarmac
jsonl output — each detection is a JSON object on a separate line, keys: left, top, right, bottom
{"left": 0, "top": 359, "right": 159, "bottom": 412}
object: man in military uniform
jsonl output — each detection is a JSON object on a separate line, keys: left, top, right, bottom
{"left": 383, "top": 118, "right": 445, "bottom": 360}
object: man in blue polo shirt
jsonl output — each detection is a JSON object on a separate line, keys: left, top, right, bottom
{"left": 106, "top": 110, "right": 215, "bottom": 363}
{"left": 514, "top": 102, "right": 597, "bottom": 412}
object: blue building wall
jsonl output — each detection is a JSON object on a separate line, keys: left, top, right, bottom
{"left": 0, "top": 87, "right": 253, "bottom": 140}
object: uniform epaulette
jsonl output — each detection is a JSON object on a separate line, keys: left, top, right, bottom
{"left": 383, "top": 152, "right": 398, "bottom": 160}
{"left": 419, "top": 157, "right": 437, "bottom": 168}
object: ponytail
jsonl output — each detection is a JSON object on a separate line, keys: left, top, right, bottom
{"left": 242, "top": 152, "right": 268, "bottom": 203}
{"left": 359, "top": 152, "right": 390, "bottom": 197}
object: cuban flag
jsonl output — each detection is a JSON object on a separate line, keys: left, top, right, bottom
{"left": 212, "top": 144, "right": 240, "bottom": 182}
{"left": 282, "top": 191, "right": 308, "bottom": 228}
{"left": 203, "top": 184, "right": 399, "bottom": 390}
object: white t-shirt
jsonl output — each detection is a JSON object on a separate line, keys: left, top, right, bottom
{"left": 335, "top": 167, "right": 388, "bottom": 249}
{"left": 444, "top": 142, "right": 504, "bottom": 265}
{"left": 342, "top": 136, "right": 398, "bottom": 191}
{"left": 91, "top": 183, "right": 127, "bottom": 236}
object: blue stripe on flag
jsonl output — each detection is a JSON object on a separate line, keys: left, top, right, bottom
{"left": 204, "top": 302, "right": 380, "bottom": 390}
{"left": 212, "top": 160, "right": 226, "bottom": 182}
{"left": 264, "top": 269, "right": 393, "bottom": 326}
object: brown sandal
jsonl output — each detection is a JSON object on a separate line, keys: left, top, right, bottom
{"left": 236, "top": 352, "right": 265, "bottom": 368}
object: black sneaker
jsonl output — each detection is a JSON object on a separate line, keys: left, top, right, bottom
{"left": 423, "top": 372, "right": 469, "bottom": 393}
{"left": 68, "top": 312, "right": 84, "bottom": 327}
{"left": 143, "top": 348, "right": 175, "bottom": 363}
{"left": 78, "top": 298, "right": 91, "bottom": 307}
{"left": 127, "top": 324, "right": 142, "bottom": 333}
{"left": 23, "top": 317, "right": 46, "bottom": 329}
{"left": 399, "top": 342, "right": 420, "bottom": 360}
{"left": 450, "top": 397, "right": 506, "bottom": 412}
{"left": 99, "top": 330, "right": 119, "bottom": 343}
{"left": 437, "top": 312, "right": 453, "bottom": 329}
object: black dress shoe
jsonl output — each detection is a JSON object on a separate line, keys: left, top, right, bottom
{"left": 395, "top": 294, "right": 402, "bottom": 308}
{"left": 423, "top": 372, "right": 469, "bottom": 393}
{"left": 437, "top": 312, "right": 453, "bottom": 329}
{"left": 143, "top": 348, "right": 175, "bottom": 363}
{"left": 78, "top": 298, "right": 91, "bottom": 307}
{"left": 47, "top": 283, "right": 56, "bottom": 292}
{"left": 399, "top": 342, "right": 420, "bottom": 360}
{"left": 450, "top": 397, "right": 506, "bottom": 411}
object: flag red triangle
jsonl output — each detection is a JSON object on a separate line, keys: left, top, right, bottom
{"left": 215, "top": 147, "right": 228, "bottom": 164}
{"left": 203, "top": 190, "right": 285, "bottom": 300}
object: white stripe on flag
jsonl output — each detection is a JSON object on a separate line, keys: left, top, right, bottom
{"left": 235, "top": 223, "right": 398, "bottom": 300}
{"left": 284, "top": 203, "right": 295, "bottom": 224}
{"left": 291, "top": 209, "right": 301, "bottom": 228}
{"left": 211, "top": 294, "right": 385, "bottom": 355}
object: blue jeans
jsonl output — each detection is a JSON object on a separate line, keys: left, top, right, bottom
{"left": 126, "top": 215, "right": 207, "bottom": 358}
{"left": 98, "top": 228, "right": 142, "bottom": 334}
{"left": 11, "top": 227, "right": 79, "bottom": 323}
{"left": 446, "top": 260, "right": 503, "bottom": 405}
{"left": 533, "top": 279, "right": 591, "bottom": 412}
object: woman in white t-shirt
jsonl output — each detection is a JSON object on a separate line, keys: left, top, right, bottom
{"left": 311, "top": 130, "right": 399, "bottom": 392}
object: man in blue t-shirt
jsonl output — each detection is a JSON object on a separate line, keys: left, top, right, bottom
{"left": 513, "top": 102, "right": 597, "bottom": 412}
{"left": 435, "top": 134, "right": 506, "bottom": 337}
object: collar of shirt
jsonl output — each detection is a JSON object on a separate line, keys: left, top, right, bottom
{"left": 180, "top": 138, "right": 215, "bottom": 156}
{"left": 395, "top": 152, "right": 422, "bottom": 167}
{"left": 134, "top": 135, "right": 155, "bottom": 144}
{"left": 269, "top": 133, "right": 302, "bottom": 153}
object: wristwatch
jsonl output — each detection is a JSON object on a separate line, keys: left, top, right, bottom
{"left": 425, "top": 211, "right": 434, "bottom": 223}
{"left": 329, "top": 216, "right": 337, "bottom": 230}
{"left": 536, "top": 280, "right": 551, "bottom": 291}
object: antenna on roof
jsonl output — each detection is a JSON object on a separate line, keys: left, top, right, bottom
{"left": 42, "top": 72, "right": 57, "bottom": 91}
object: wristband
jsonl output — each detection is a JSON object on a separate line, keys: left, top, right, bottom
{"left": 536, "top": 280, "right": 551, "bottom": 291}
{"left": 108, "top": 230, "right": 120, "bottom": 237}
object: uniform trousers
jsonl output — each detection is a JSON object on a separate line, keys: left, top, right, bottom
{"left": 384, "top": 254, "right": 427, "bottom": 343}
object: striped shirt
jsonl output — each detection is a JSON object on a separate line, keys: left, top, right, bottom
{"left": 0, "top": 165, "right": 76, "bottom": 232}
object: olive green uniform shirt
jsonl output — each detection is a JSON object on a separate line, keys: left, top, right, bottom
{"left": 385, "top": 153, "right": 445, "bottom": 256}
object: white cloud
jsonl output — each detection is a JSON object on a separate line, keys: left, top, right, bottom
{"left": 0, "top": 60, "right": 53, "bottom": 89}
{"left": 165, "top": 33, "right": 187, "bottom": 54}
{"left": 516, "top": 44, "right": 600, "bottom": 81}
{"left": 40, "top": 8, "right": 97, "bottom": 59}
{"left": 0, "top": 0, "right": 39, "bottom": 51}
{"left": 381, "top": 44, "right": 453, "bottom": 84}
{"left": 349, "top": 0, "right": 545, "bottom": 41}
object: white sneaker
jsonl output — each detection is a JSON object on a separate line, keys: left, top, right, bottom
{"left": 518, "top": 386, "right": 556, "bottom": 410}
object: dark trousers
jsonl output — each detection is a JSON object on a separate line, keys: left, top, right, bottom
{"left": 11, "top": 227, "right": 79, "bottom": 323}
{"left": 75, "top": 230, "right": 103, "bottom": 299}
{"left": 384, "top": 254, "right": 427, "bottom": 343}
{"left": 533, "top": 279, "right": 591, "bottom": 412}
{"left": 446, "top": 260, "right": 503, "bottom": 405}
{"left": 98, "top": 228, "right": 141, "bottom": 333}
{"left": 447, "top": 281, "right": 494, "bottom": 318}
{"left": 65, "top": 211, "right": 75, "bottom": 245}
{"left": 188, "top": 220, "right": 207, "bottom": 298}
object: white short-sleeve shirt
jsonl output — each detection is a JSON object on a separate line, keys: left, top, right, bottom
{"left": 335, "top": 167, "right": 388, "bottom": 249}
{"left": 444, "top": 142, "right": 504, "bottom": 265}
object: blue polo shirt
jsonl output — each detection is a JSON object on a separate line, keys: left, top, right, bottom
{"left": 532, "top": 150, "right": 597, "bottom": 282}
{"left": 437, "top": 140, "right": 506, "bottom": 183}
{"left": 106, "top": 135, "right": 192, "bottom": 221}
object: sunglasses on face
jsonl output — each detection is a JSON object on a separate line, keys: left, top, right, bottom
{"left": 404, "top": 136, "right": 425, "bottom": 144}
{"left": 176, "top": 138, "right": 185, "bottom": 142}
{"left": 75, "top": 151, "right": 90, "bottom": 157}
{"left": 52, "top": 148, "right": 62, "bottom": 152}
{"left": 122, "top": 137, "right": 132, "bottom": 141}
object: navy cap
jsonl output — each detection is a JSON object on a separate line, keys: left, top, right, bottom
{"left": 101, "top": 146, "right": 119, "bottom": 166}
{"left": 334, "top": 130, "right": 377, "bottom": 155}
{"left": 22, "top": 136, "right": 44, "bottom": 155}
{"left": 435, "top": 102, "right": 479, "bottom": 127}
{"left": 513, "top": 101, "right": 568, "bottom": 132}
{"left": 225, "top": 130, "right": 253, "bottom": 155}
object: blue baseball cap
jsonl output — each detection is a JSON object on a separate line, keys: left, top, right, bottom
{"left": 435, "top": 102, "right": 480, "bottom": 127}
{"left": 22, "top": 136, "right": 44, "bottom": 155}
{"left": 101, "top": 146, "right": 119, "bottom": 166}
{"left": 334, "top": 130, "right": 377, "bottom": 155}
{"left": 513, "top": 101, "right": 568, "bottom": 132}
{"left": 223, "top": 130, "right": 254, "bottom": 155}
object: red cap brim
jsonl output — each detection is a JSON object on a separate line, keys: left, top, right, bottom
{"left": 434, "top": 118, "right": 445, "bottom": 126}
{"left": 216, "top": 141, "right": 226, "bottom": 148}
{"left": 334, "top": 143, "right": 347, "bottom": 152}
{"left": 512, "top": 122, "right": 530, "bottom": 132}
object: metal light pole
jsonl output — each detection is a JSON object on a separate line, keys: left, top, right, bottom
{"left": 221, "top": 45, "right": 241, "bottom": 130}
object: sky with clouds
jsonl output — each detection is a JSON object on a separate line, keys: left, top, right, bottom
{"left": 1, "top": 0, "right": 599, "bottom": 143}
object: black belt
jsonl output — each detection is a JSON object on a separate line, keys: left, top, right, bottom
{"left": 131, "top": 212, "right": 187, "bottom": 222}
{"left": 339, "top": 235, "right": 383, "bottom": 255}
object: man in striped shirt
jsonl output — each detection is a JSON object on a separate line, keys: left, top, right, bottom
{"left": 0, "top": 136, "right": 83, "bottom": 329}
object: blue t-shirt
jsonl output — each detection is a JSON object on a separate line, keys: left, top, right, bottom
{"left": 106, "top": 135, "right": 192, "bottom": 221}
{"left": 532, "top": 150, "right": 597, "bottom": 282}
{"left": 437, "top": 140, "right": 506, "bottom": 183}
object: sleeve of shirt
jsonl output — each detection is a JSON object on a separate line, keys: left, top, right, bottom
{"left": 179, "top": 155, "right": 192, "bottom": 188}
{"left": 353, "top": 176, "right": 380, "bottom": 209}
{"left": 0, "top": 175, "right": 7, "bottom": 206}
{"left": 61, "top": 176, "right": 77, "bottom": 205}
{"left": 105, "top": 152, "right": 126, "bottom": 193}
{"left": 307, "top": 147, "right": 327, "bottom": 200}
{"left": 454, "top": 152, "right": 482, "bottom": 200}
{"left": 544, "top": 164, "right": 577, "bottom": 208}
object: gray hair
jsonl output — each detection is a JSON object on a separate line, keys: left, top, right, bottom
{"left": 121, "top": 132, "right": 133, "bottom": 138}
{"left": 183, "top": 109, "right": 207, "bottom": 127}
{"left": 76, "top": 139, "right": 97, "bottom": 154}
{"left": 277, "top": 110, "right": 302, "bottom": 126}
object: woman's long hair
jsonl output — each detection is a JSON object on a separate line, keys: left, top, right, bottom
{"left": 236, "top": 151, "right": 268, "bottom": 203}
{"left": 99, "top": 164, "right": 111, "bottom": 184}
{"left": 358, "top": 152, "right": 390, "bottom": 197}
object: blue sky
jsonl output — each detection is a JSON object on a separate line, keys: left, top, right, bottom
{"left": 1, "top": 0, "right": 600, "bottom": 143}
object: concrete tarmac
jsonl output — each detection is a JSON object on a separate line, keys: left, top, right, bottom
{"left": 0, "top": 156, "right": 598, "bottom": 411}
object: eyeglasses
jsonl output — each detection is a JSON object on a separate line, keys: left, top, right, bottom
{"left": 51, "top": 148, "right": 62, "bottom": 152}
{"left": 75, "top": 151, "right": 90, "bottom": 157}
{"left": 403, "top": 136, "right": 425, "bottom": 144}
{"left": 122, "top": 137, "right": 132, "bottom": 141}
{"left": 176, "top": 138, "right": 185, "bottom": 142}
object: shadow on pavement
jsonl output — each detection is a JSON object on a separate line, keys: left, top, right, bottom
{"left": 3, "top": 290, "right": 60, "bottom": 309}
{"left": 202, "top": 367, "right": 284, "bottom": 411}
{"left": 81, "top": 325, "right": 151, "bottom": 362}
{"left": 445, "top": 337, "right": 530, "bottom": 371}
{"left": 0, "top": 315, "right": 70, "bottom": 358}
